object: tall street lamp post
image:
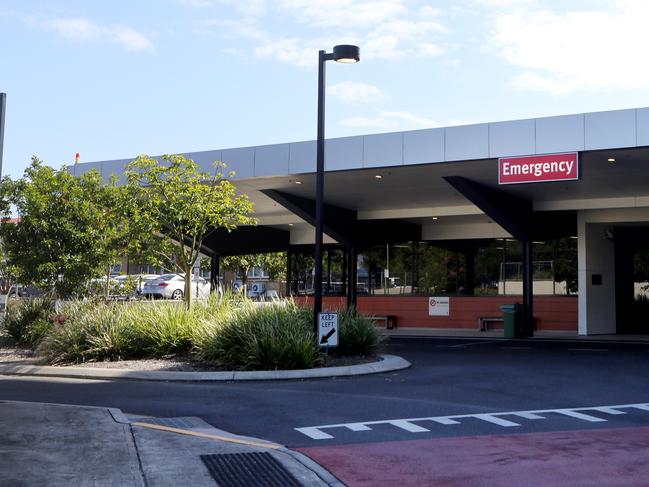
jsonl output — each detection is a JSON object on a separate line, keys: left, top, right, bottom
{"left": 314, "top": 45, "right": 360, "bottom": 335}
{"left": 0, "top": 93, "right": 6, "bottom": 178}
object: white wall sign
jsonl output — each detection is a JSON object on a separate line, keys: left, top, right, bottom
{"left": 318, "top": 312, "right": 339, "bottom": 347}
{"left": 428, "top": 296, "right": 450, "bottom": 316}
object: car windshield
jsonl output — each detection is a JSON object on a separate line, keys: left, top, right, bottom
{"left": 158, "top": 274, "right": 177, "bottom": 281}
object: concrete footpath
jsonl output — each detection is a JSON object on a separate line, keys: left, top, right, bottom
{"left": 0, "top": 400, "right": 343, "bottom": 487}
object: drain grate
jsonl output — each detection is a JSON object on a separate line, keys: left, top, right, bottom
{"left": 201, "top": 452, "right": 300, "bottom": 487}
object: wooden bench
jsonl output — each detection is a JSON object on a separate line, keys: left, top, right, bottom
{"left": 372, "top": 315, "right": 397, "bottom": 329}
{"left": 478, "top": 316, "right": 504, "bottom": 331}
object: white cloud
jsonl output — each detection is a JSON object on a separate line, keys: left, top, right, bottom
{"left": 488, "top": 1, "right": 649, "bottom": 93}
{"left": 194, "top": 0, "right": 450, "bottom": 66}
{"left": 329, "top": 81, "right": 387, "bottom": 104}
{"left": 340, "top": 110, "right": 439, "bottom": 129}
{"left": 418, "top": 43, "right": 446, "bottom": 57}
{"left": 40, "top": 17, "right": 154, "bottom": 52}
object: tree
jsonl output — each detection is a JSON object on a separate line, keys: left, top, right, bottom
{"left": 124, "top": 154, "right": 255, "bottom": 307}
{"left": 222, "top": 252, "right": 286, "bottom": 290}
{"left": 0, "top": 157, "right": 130, "bottom": 298}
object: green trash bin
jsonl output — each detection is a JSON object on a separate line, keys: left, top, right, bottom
{"left": 500, "top": 303, "right": 522, "bottom": 338}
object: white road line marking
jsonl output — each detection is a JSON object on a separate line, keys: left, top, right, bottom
{"left": 473, "top": 414, "right": 520, "bottom": 427}
{"left": 295, "top": 427, "right": 333, "bottom": 440}
{"left": 390, "top": 420, "right": 430, "bottom": 433}
{"left": 592, "top": 407, "right": 626, "bottom": 415}
{"left": 294, "top": 402, "right": 649, "bottom": 440}
{"left": 429, "top": 417, "right": 461, "bottom": 425}
{"left": 553, "top": 410, "right": 607, "bottom": 422}
{"left": 513, "top": 412, "right": 546, "bottom": 420}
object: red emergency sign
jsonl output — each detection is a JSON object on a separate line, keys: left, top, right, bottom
{"left": 499, "top": 152, "right": 579, "bottom": 185}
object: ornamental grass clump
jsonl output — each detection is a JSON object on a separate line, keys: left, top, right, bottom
{"left": 196, "top": 300, "right": 322, "bottom": 370}
{"left": 37, "top": 300, "right": 144, "bottom": 364}
{"left": 334, "top": 307, "right": 384, "bottom": 356}
{"left": 3, "top": 297, "right": 55, "bottom": 346}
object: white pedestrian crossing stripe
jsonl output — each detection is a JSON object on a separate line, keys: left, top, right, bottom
{"left": 294, "top": 402, "right": 649, "bottom": 440}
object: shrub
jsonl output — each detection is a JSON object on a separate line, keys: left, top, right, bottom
{"left": 3, "top": 297, "right": 55, "bottom": 346}
{"left": 334, "top": 307, "right": 384, "bottom": 356}
{"left": 37, "top": 301, "right": 138, "bottom": 363}
{"left": 196, "top": 300, "right": 322, "bottom": 370}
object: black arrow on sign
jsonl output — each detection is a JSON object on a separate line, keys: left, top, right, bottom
{"left": 320, "top": 328, "right": 336, "bottom": 344}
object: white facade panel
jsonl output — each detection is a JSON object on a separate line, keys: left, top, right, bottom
{"left": 535, "top": 114, "right": 584, "bottom": 153}
{"left": 635, "top": 108, "right": 649, "bottom": 146}
{"left": 585, "top": 109, "right": 636, "bottom": 150}
{"left": 221, "top": 147, "right": 255, "bottom": 179}
{"left": 254, "top": 143, "right": 289, "bottom": 177}
{"left": 403, "top": 128, "right": 444, "bottom": 165}
{"left": 445, "top": 124, "right": 489, "bottom": 161}
{"left": 289, "top": 141, "right": 316, "bottom": 174}
{"left": 325, "top": 136, "right": 363, "bottom": 171}
{"left": 489, "top": 119, "right": 535, "bottom": 158}
{"left": 363, "top": 132, "right": 403, "bottom": 168}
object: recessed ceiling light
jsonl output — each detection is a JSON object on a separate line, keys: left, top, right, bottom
{"left": 295, "top": 180, "right": 303, "bottom": 185}
{"left": 607, "top": 157, "right": 616, "bottom": 162}
{"left": 288, "top": 223, "right": 294, "bottom": 227}
{"left": 432, "top": 217, "right": 438, "bottom": 220}
{"left": 375, "top": 174, "right": 383, "bottom": 179}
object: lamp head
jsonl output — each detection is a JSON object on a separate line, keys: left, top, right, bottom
{"left": 333, "top": 44, "right": 360, "bottom": 63}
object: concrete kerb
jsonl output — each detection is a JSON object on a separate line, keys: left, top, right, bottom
{"left": 0, "top": 354, "right": 410, "bottom": 382}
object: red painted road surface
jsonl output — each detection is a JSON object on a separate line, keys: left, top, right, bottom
{"left": 298, "top": 427, "right": 649, "bottom": 486}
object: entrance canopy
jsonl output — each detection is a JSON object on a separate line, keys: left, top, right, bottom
{"left": 76, "top": 107, "right": 649, "bottom": 248}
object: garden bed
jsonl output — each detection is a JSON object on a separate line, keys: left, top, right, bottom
{"left": 0, "top": 297, "right": 383, "bottom": 371}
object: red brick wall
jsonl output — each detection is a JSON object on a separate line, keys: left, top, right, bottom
{"left": 294, "top": 295, "right": 577, "bottom": 331}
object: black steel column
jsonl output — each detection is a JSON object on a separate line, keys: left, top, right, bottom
{"left": 314, "top": 50, "right": 332, "bottom": 331}
{"left": 210, "top": 254, "right": 220, "bottom": 294}
{"left": 286, "top": 246, "right": 292, "bottom": 297}
{"left": 347, "top": 246, "right": 358, "bottom": 308}
{"left": 522, "top": 239, "right": 534, "bottom": 336}
{"left": 0, "top": 93, "right": 6, "bottom": 178}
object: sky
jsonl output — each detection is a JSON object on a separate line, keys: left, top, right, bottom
{"left": 2, "top": 0, "right": 649, "bottom": 178}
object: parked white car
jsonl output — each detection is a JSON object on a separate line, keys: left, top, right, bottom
{"left": 141, "top": 274, "right": 211, "bottom": 300}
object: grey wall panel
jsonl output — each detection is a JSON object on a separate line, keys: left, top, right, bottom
{"left": 183, "top": 150, "right": 223, "bottom": 174}
{"left": 445, "top": 124, "right": 489, "bottom": 161}
{"left": 74, "top": 162, "right": 103, "bottom": 177}
{"left": 254, "top": 143, "right": 290, "bottom": 177}
{"left": 221, "top": 147, "right": 255, "bottom": 179}
{"left": 325, "top": 136, "right": 363, "bottom": 171}
{"left": 403, "top": 128, "right": 444, "bottom": 165}
{"left": 289, "top": 141, "right": 316, "bottom": 174}
{"left": 585, "top": 109, "right": 636, "bottom": 150}
{"left": 536, "top": 113, "right": 584, "bottom": 153}
{"left": 101, "top": 160, "right": 129, "bottom": 185}
{"left": 636, "top": 108, "right": 649, "bottom": 147}
{"left": 489, "top": 119, "right": 535, "bottom": 158}
{"left": 363, "top": 132, "right": 403, "bottom": 168}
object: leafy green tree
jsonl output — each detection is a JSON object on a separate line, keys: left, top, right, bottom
{"left": 550, "top": 238, "right": 578, "bottom": 295}
{"left": 222, "top": 252, "right": 286, "bottom": 290}
{"left": 124, "top": 154, "right": 255, "bottom": 307}
{"left": 0, "top": 157, "right": 129, "bottom": 298}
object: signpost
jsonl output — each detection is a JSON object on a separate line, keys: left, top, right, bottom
{"left": 318, "top": 312, "right": 338, "bottom": 348}
{"left": 428, "top": 296, "right": 450, "bottom": 316}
